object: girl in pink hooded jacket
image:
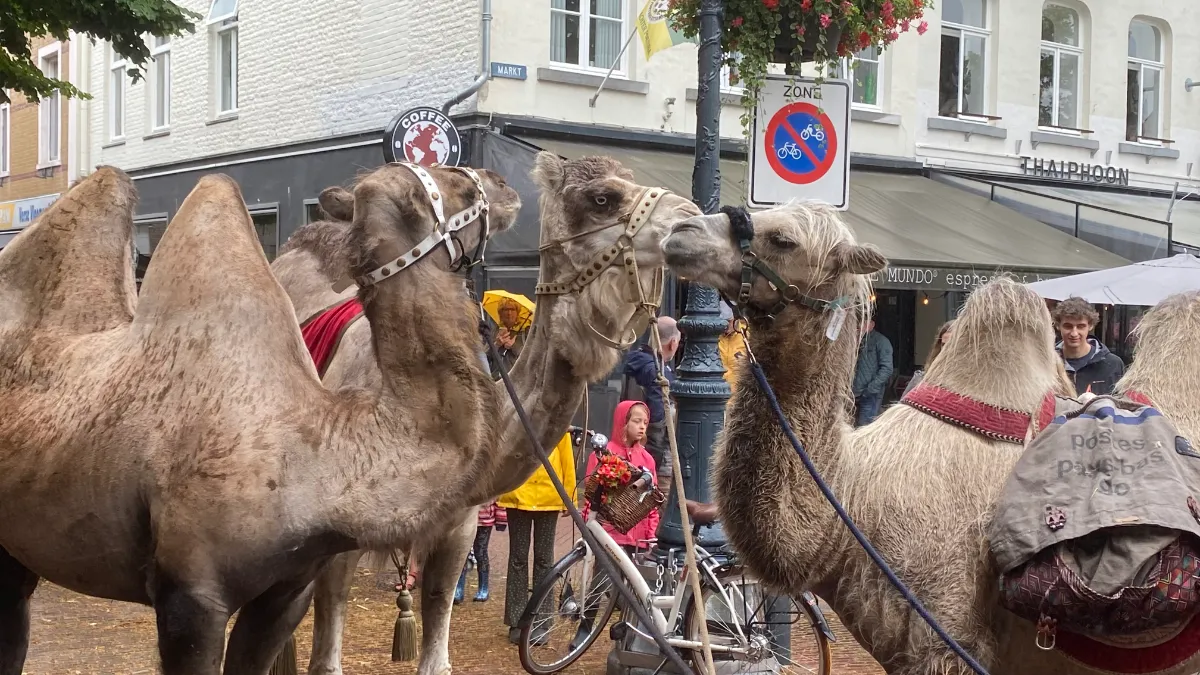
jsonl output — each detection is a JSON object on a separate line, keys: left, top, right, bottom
{"left": 582, "top": 399, "right": 660, "bottom": 550}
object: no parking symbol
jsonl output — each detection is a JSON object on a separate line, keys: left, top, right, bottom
{"left": 748, "top": 75, "right": 850, "bottom": 210}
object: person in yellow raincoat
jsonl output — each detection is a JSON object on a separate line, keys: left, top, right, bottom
{"left": 718, "top": 301, "right": 749, "bottom": 393}
{"left": 499, "top": 432, "right": 578, "bottom": 644}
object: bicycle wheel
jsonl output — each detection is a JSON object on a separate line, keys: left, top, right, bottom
{"left": 683, "top": 576, "right": 832, "bottom": 675}
{"left": 518, "top": 543, "right": 622, "bottom": 674}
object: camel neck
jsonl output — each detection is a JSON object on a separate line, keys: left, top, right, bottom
{"left": 716, "top": 307, "right": 854, "bottom": 592}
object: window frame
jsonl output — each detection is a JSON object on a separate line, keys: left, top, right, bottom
{"left": 133, "top": 213, "right": 169, "bottom": 257}
{"left": 0, "top": 92, "right": 9, "bottom": 178}
{"left": 303, "top": 198, "right": 327, "bottom": 225}
{"left": 837, "top": 47, "right": 885, "bottom": 111}
{"left": 109, "top": 46, "right": 127, "bottom": 141}
{"left": 1126, "top": 19, "right": 1165, "bottom": 145}
{"left": 549, "top": 0, "right": 627, "bottom": 76}
{"left": 213, "top": 18, "right": 239, "bottom": 116}
{"left": 1038, "top": 3, "right": 1084, "bottom": 133}
{"left": 206, "top": 0, "right": 240, "bottom": 25}
{"left": 248, "top": 205, "right": 279, "bottom": 262}
{"left": 720, "top": 53, "right": 743, "bottom": 94}
{"left": 37, "top": 42, "right": 62, "bottom": 168}
{"left": 939, "top": 1, "right": 990, "bottom": 120}
{"left": 150, "top": 35, "right": 172, "bottom": 130}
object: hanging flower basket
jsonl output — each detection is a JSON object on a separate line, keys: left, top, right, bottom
{"left": 667, "top": 0, "right": 931, "bottom": 132}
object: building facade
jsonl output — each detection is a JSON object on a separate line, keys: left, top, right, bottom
{"left": 0, "top": 35, "right": 86, "bottom": 249}
{"left": 77, "top": 0, "right": 1199, "bottom": 397}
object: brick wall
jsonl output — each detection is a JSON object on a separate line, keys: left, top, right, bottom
{"left": 1, "top": 36, "right": 70, "bottom": 202}
{"left": 89, "top": 0, "right": 482, "bottom": 172}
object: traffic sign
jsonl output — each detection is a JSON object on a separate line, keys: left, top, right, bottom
{"left": 748, "top": 75, "right": 850, "bottom": 210}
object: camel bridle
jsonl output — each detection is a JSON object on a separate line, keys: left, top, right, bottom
{"left": 720, "top": 205, "right": 847, "bottom": 323}
{"left": 355, "top": 162, "right": 491, "bottom": 288}
{"left": 535, "top": 186, "right": 671, "bottom": 349}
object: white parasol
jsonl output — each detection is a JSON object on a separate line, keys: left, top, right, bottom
{"left": 1026, "top": 253, "right": 1200, "bottom": 306}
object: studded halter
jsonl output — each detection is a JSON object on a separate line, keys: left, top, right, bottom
{"left": 534, "top": 186, "right": 671, "bottom": 349}
{"left": 354, "top": 162, "right": 491, "bottom": 288}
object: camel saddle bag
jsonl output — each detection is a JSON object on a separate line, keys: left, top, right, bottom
{"left": 989, "top": 394, "right": 1200, "bottom": 639}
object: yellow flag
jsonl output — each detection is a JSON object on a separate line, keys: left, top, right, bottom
{"left": 636, "top": 0, "right": 693, "bottom": 61}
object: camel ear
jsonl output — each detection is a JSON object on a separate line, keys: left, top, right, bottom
{"left": 531, "top": 151, "right": 566, "bottom": 193}
{"left": 318, "top": 187, "right": 354, "bottom": 221}
{"left": 833, "top": 242, "right": 887, "bottom": 275}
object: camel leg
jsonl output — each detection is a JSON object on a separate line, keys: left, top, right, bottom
{"left": 153, "top": 581, "right": 231, "bottom": 675}
{"left": 416, "top": 514, "right": 476, "bottom": 675}
{"left": 307, "top": 550, "right": 363, "bottom": 675}
{"left": 0, "top": 547, "right": 39, "bottom": 675}
{"left": 223, "top": 579, "right": 316, "bottom": 675}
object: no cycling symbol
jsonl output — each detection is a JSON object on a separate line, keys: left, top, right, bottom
{"left": 765, "top": 102, "right": 838, "bottom": 185}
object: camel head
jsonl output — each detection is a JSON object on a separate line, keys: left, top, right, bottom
{"left": 1119, "top": 290, "right": 1200, "bottom": 437}
{"left": 346, "top": 164, "right": 520, "bottom": 284}
{"left": 531, "top": 151, "right": 702, "bottom": 379}
{"left": 661, "top": 201, "right": 885, "bottom": 325}
{"left": 317, "top": 186, "right": 354, "bottom": 222}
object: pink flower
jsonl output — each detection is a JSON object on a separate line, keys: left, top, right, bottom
{"left": 842, "top": 0, "right": 852, "bottom": 11}
{"left": 881, "top": 0, "right": 895, "bottom": 18}
{"left": 800, "top": 0, "right": 811, "bottom": 10}
{"left": 819, "top": 13, "right": 831, "bottom": 27}
{"left": 900, "top": 18, "right": 911, "bottom": 31}
{"left": 731, "top": 15, "right": 744, "bottom": 27}
{"left": 886, "top": 30, "right": 899, "bottom": 41}
{"left": 762, "top": 0, "right": 778, "bottom": 9}
{"left": 916, "top": 20, "right": 928, "bottom": 35}
{"left": 796, "top": 24, "right": 806, "bottom": 36}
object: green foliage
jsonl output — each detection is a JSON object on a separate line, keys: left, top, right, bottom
{"left": 0, "top": 0, "right": 202, "bottom": 104}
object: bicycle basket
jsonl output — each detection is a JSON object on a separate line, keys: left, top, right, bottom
{"left": 584, "top": 469, "right": 665, "bottom": 534}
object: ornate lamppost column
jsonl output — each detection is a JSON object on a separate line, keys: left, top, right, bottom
{"left": 655, "top": 0, "right": 728, "bottom": 552}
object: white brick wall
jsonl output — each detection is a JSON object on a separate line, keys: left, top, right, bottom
{"left": 89, "top": 0, "right": 482, "bottom": 171}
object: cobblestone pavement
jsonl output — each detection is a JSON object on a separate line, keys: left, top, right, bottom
{"left": 23, "top": 523, "right": 884, "bottom": 675}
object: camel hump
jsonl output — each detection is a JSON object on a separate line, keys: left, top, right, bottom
{"left": 134, "top": 174, "right": 311, "bottom": 361}
{"left": 0, "top": 166, "right": 137, "bottom": 336}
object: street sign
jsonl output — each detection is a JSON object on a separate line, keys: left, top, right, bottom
{"left": 748, "top": 75, "right": 850, "bottom": 210}
{"left": 490, "top": 62, "right": 527, "bottom": 80}
{"left": 382, "top": 106, "right": 463, "bottom": 167}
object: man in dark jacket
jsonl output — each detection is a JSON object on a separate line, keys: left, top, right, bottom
{"left": 623, "top": 316, "right": 680, "bottom": 485}
{"left": 1053, "top": 296, "right": 1125, "bottom": 395}
{"left": 852, "top": 319, "right": 894, "bottom": 426}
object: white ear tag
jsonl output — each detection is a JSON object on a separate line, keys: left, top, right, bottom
{"left": 825, "top": 307, "right": 848, "bottom": 341}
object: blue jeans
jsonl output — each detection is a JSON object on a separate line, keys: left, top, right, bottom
{"left": 854, "top": 393, "right": 882, "bottom": 427}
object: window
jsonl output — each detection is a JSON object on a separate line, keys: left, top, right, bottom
{"left": 134, "top": 216, "right": 168, "bottom": 256}
{"left": 720, "top": 53, "right": 743, "bottom": 92}
{"left": 550, "top": 0, "right": 624, "bottom": 72}
{"left": 208, "top": 0, "right": 239, "bottom": 115}
{"left": 1126, "top": 19, "right": 1164, "bottom": 142}
{"left": 304, "top": 200, "right": 328, "bottom": 224}
{"left": 250, "top": 209, "right": 278, "bottom": 261}
{"left": 1, "top": 95, "right": 9, "bottom": 177}
{"left": 151, "top": 35, "right": 171, "bottom": 129}
{"left": 38, "top": 45, "right": 61, "bottom": 166}
{"left": 938, "top": 0, "right": 988, "bottom": 117}
{"left": 835, "top": 45, "right": 884, "bottom": 109}
{"left": 1039, "top": 4, "right": 1082, "bottom": 129}
{"left": 109, "top": 47, "right": 126, "bottom": 140}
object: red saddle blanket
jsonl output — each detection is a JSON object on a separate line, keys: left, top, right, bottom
{"left": 300, "top": 298, "right": 364, "bottom": 377}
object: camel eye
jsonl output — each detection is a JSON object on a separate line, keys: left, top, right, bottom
{"left": 768, "top": 233, "right": 798, "bottom": 249}
{"left": 595, "top": 196, "right": 608, "bottom": 206}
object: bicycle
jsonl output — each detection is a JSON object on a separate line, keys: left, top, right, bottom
{"left": 516, "top": 428, "right": 834, "bottom": 674}
{"left": 775, "top": 142, "right": 805, "bottom": 160}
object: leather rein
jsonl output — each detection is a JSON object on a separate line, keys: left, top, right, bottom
{"left": 534, "top": 186, "right": 671, "bottom": 350}
{"left": 343, "top": 162, "right": 491, "bottom": 291}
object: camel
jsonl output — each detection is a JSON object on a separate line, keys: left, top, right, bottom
{"left": 0, "top": 161, "right": 524, "bottom": 675}
{"left": 659, "top": 202, "right": 1200, "bottom": 675}
{"left": 269, "top": 151, "right": 703, "bottom": 675}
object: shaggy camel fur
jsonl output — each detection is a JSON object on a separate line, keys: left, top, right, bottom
{"left": 270, "top": 152, "right": 702, "bottom": 675}
{"left": 0, "top": 162, "right": 521, "bottom": 675}
{"left": 660, "top": 203, "right": 1200, "bottom": 675}
{"left": 1116, "top": 291, "right": 1200, "bottom": 446}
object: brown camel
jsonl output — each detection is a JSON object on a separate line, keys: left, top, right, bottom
{"left": 659, "top": 203, "right": 1200, "bottom": 675}
{"left": 269, "top": 152, "right": 702, "bottom": 675}
{"left": 0, "top": 161, "right": 521, "bottom": 675}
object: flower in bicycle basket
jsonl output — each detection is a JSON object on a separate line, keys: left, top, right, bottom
{"left": 596, "top": 454, "right": 632, "bottom": 490}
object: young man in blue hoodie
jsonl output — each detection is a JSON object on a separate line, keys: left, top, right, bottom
{"left": 1052, "top": 296, "right": 1126, "bottom": 396}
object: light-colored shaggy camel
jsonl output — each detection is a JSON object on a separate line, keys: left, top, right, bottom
{"left": 0, "top": 162, "right": 522, "bottom": 675}
{"left": 270, "top": 152, "right": 702, "bottom": 675}
{"left": 659, "top": 202, "right": 1200, "bottom": 675}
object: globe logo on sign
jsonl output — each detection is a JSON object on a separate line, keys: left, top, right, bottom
{"left": 382, "top": 106, "right": 463, "bottom": 167}
{"left": 646, "top": 0, "right": 669, "bottom": 22}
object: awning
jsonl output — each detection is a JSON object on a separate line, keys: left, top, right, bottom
{"left": 519, "top": 135, "right": 1129, "bottom": 290}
